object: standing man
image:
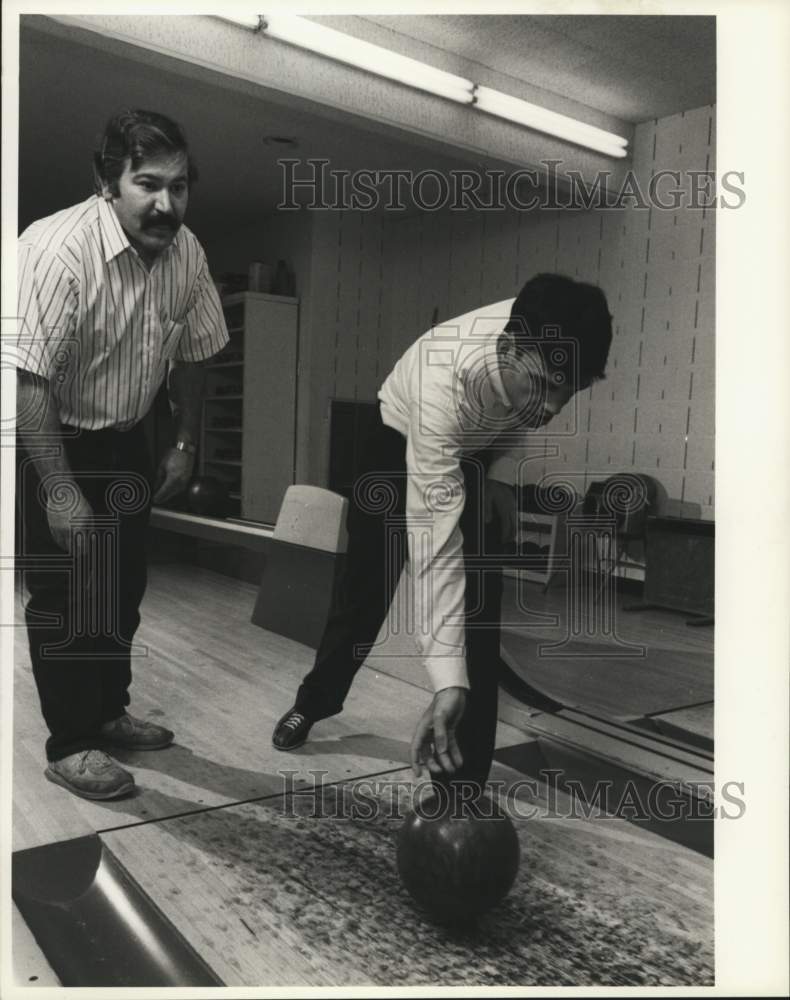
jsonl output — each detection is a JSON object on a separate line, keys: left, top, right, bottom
{"left": 16, "top": 110, "right": 229, "bottom": 800}
{"left": 272, "top": 274, "right": 612, "bottom": 795}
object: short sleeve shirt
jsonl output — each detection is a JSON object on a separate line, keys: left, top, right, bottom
{"left": 16, "top": 194, "right": 229, "bottom": 429}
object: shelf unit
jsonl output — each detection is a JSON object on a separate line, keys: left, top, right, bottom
{"left": 200, "top": 291, "right": 299, "bottom": 524}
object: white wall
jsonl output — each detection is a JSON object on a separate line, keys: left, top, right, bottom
{"left": 206, "top": 104, "right": 715, "bottom": 524}
{"left": 383, "top": 105, "right": 716, "bottom": 520}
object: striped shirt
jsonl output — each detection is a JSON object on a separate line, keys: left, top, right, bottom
{"left": 17, "top": 194, "right": 229, "bottom": 429}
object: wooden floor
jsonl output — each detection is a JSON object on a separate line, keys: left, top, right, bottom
{"left": 12, "top": 559, "right": 714, "bottom": 987}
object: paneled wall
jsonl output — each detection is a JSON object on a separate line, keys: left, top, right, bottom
{"left": 305, "top": 211, "right": 391, "bottom": 488}
{"left": 221, "top": 104, "right": 715, "bottom": 523}
{"left": 382, "top": 104, "right": 716, "bottom": 520}
{"left": 599, "top": 106, "right": 715, "bottom": 519}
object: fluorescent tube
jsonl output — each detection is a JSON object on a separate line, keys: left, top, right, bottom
{"left": 216, "top": 14, "right": 262, "bottom": 32}
{"left": 261, "top": 14, "right": 475, "bottom": 105}
{"left": 215, "top": 14, "right": 629, "bottom": 157}
{"left": 474, "top": 85, "right": 628, "bottom": 158}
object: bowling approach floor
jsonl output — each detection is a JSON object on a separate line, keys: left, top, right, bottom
{"left": 11, "top": 559, "right": 714, "bottom": 988}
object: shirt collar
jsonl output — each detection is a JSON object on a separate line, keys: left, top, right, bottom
{"left": 457, "top": 334, "right": 514, "bottom": 421}
{"left": 96, "top": 194, "right": 132, "bottom": 263}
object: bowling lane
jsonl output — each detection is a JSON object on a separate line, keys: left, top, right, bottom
{"left": 102, "top": 762, "right": 713, "bottom": 988}
{"left": 13, "top": 564, "right": 527, "bottom": 850}
{"left": 367, "top": 565, "right": 714, "bottom": 723}
{"left": 499, "top": 630, "right": 713, "bottom": 718}
{"left": 650, "top": 702, "right": 714, "bottom": 745}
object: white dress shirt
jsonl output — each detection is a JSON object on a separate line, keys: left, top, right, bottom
{"left": 378, "top": 300, "right": 534, "bottom": 693}
{"left": 16, "top": 195, "right": 229, "bottom": 430}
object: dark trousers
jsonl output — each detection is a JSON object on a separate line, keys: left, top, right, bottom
{"left": 296, "top": 407, "right": 504, "bottom": 789}
{"left": 17, "top": 424, "right": 153, "bottom": 761}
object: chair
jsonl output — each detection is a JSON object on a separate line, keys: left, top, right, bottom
{"left": 581, "top": 473, "right": 662, "bottom": 601}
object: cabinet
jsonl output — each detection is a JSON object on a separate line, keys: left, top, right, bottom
{"left": 630, "top": 516, "right": 714, "bottom": 622}
{"left": 200, "top": 292, "right": 299, "bottom": 525}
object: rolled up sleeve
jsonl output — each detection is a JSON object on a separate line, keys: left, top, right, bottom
{"left": 173, "top": 251, "right": 230, "bottom": 362}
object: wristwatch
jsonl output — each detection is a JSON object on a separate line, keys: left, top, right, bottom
{"left": 174, "top": 440, "right": 197, "bottom": 455}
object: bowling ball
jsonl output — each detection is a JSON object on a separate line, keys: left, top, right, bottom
{"left": 185, "top": 476, "right": 229, "bottom": 517}
{"left": 397, "top": 793, "right": 520, "bottom": 924}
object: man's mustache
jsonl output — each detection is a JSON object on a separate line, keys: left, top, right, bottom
{"left": 143, "top": 215, "right": 179, "bottom": 231}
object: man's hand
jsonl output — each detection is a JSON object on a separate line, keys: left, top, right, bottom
{"left": 411, "top": 687, "right": 468, "bottom": 779}
{"left": 17, "top": 370, "right": 96, "bottom": 551}
{"left": 485, "top": 479, "right": 517, "bottom": 542}
{"left": 46, "top": 488, "right": 95, "bottom": 552}
{"left": 152, "top": 447, "right": 194, "bottom": 504}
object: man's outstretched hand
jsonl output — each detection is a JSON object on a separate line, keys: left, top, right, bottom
{"left": 410, "top": 687, "right": 468, "bottom": 779}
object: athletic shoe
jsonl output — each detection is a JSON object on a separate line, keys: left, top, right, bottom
{"left": 99, "top": 712, "right": 174, "bottom": 750}
{"left": 272, "top": 708, "right": 313, "bottom": 750}
{"left": 45, "top": 749, "right": 135, "bottom": 800}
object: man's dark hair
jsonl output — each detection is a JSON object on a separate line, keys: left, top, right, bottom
{"left": 504, "top": 273, "right": 613, "bottom": 389}
{"left": 93, "top": 109, "right": 198, "bottom": 195}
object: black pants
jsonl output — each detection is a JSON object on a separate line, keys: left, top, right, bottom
{"left": 296, "top": 407, "right": 504, "bottom": 789}
{"left": 17, "top": 424, "right": 153, "bottom": 761}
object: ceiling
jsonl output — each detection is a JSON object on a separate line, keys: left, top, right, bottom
{"left": 18, "top": 23, "right": 477, "bottom": 237}
{"left": 18, "top": 15, "right": 715, "bottom": 241}
{"left": 361, "top": 15, "right": 716, "bottom": 123}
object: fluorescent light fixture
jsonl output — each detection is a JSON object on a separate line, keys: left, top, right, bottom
{"left": 474, "top": 86, "right": 628, "bottom": 158}
{"left": 215, "top": 14, "right": 628, "bottom": 158}
{"left": 260, "top": 14, "right": 475, "bottom": 105}
{"left": 217, "top": 14, "right": 262, "bottom": 32}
